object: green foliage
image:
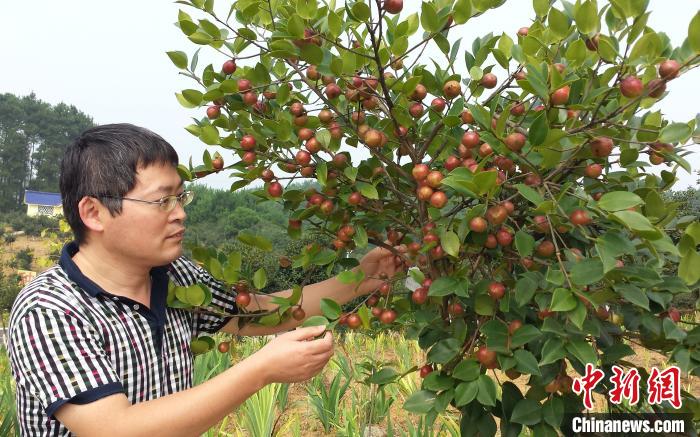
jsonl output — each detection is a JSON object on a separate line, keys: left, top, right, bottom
{"left": 0, "top": 212, "right": 60, "bottom": 237}
{"left": 0, "top": 93, "right": 94, "bottom": 212}
{"left": 172, "top": 0, "right": 700, "bottom": 432}
{"left": 9, "top": 249, "right": 33, "bottom": 271}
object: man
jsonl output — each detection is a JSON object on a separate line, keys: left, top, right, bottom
{"left": 8, "top": 123, "right": 403, "bottom": 436}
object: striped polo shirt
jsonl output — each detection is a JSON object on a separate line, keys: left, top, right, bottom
{"left": 7, "top": 242, "right": 238, "bottom": 436}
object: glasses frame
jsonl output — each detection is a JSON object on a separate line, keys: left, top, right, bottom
{"left": 98, "top": 190, "right": 194, "bottom": 212}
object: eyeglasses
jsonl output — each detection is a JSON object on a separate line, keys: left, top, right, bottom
{"left": 98, "top": 190, "right": 194, "bottom": 212}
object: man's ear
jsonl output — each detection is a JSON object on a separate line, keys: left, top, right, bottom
{"left": 77, "top": 197, "right": 106, "bottom": 233}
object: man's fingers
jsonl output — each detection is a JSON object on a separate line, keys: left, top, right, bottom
{"left": 288, "top": 324, "right": 326, "bottom": 341}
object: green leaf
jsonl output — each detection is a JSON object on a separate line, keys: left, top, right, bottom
{"left": 455, "top": 381, "right": 479, "bottom": 406}
{"left": 420, "top": 2, "right": 440, "bottom": 32}
{"left": 570, "top": 259, "right": 604, "bottom": 285}
{"left": 514, "top": 349, "right": 541, "bottom": 376}
{"left": 368, "top": 367, "right": 400, "bottom": 385}
{"left": 515, "top": 230, "right": 535, "bottom": 258}
{"left": 550, "top": 288, "right": 577, "bottom": 312}
{"left": 533, "top": 0, "right": 551, "bottom": 17}
{"left": 575, "top": 1, "right": 599, "bottom": 35}
{"left": 423, "top": 373, "right": 454, "bottom": 391}
{"left": 679, "top": 250, "right": 700, "bottom": 285}
{"left": 566, "top": 340, "right": 597, "bottom": 365}
{"left": 354, "top": 225, "right": 368, "bottom": 249}
{"left": 301, "top": 315, "right": 329, "bottom": 328}
{"left": 598, "top": 191, "right": 643, "bottom": 213}
{"left": 511, "top": 325, "right": 542, "bottom": 347}
{"left": 199, "top": 125, "right": 219, "bottom": 145}
{"left": 297, "top": 0, "right": 317, "bottom": 19}
{"left": 453, "top": 0, "right": 472, "bottom": 24}
{"left": 441, "top": 231, "right": 461, "bottom": 257}
{"left": 543, "top": 397, "right": 564, "bottom": 428}
{"left": 253, "top": 268, "right": 267, "bottom": 289}
{"left": 476, "top": 375, "right": 497, "bottom": 406}
{"left": 428, "top": 338, "right": 462, "bottom": 364}
{"left": 515, "top": 184, "right": 544, "bottom": 205}
{"left": 610, "top": 210, "right": 661, "bottom": 239}
{"left": 529, "top": 112, "right": 549, "bottom": 146}
{"left": 514, "top": 275, "right": 537, "bottom": 308}
{"left": 429, "top": 276, "right": 459, "bottom": 296}
{"left": 548, "top": 8, "right": 571, "bottom": 38}
{"left": 328, "top": 11, "right": 342, "bottom": 38}
{"left": 337, "top": 269, "right": 363, "bottom": 284}
{"left": 659, "top": 122, "right": 692, "bottom": 143}
{"left": 287, "top": 14, "right": 304, "bottom": 38}
{"left": 615, "top": 284, "right": 649, "bottom": 310}
{"left": 320, "top": 298, "right": 342, "bottom": 319}
{"left": 403, "top": 390, "right": 436, "bottom": 414}
{"left": 473, "top": 170, "right": 497, "bottom": 195}
{"left": 391, "top": 35, "right": 408, "bottom": 56}
{"left": 540, "top": 338, "right": 566, "bottom": 365}
{"left": 511, "top": 398, "right": 542, "bottom": 425}
{"left": 357, "top": 182, "right": 379, "bottom": 199}
{"left": 351, "top": 2, "right": 370, "bottom": 21}
{"left": 453, "top": 359, "right": 481, "bottom": 381}
{"left": 238, "top": 232, "right": 273, "bottom": 251}
{"left": 167, "top": 51, "right": 188, "bottom": 69}
{"left": 690, "top": 11, "right": 700, "bottom": 53}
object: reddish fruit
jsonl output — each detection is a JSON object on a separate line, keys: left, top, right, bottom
{"left": 476, "top": 346, "right": 497, "bottom": 368}
{"left": 261, "top": 169, "right": 275, "bottom": 182}
{"left": 426, "top": 171, "right": 443, "bottom": 188}
{"left": 293, "top": 115, "right": 308, "bottom": 127}
{"left": 569, "top": 209, "right": 592, "bottom": 226}
{"left": 478, "top": 143, "right": 493, "bottom": 157}
{"left": 380, "top": 309, "right": 398, "bottom": 324}
{"left": 306, "top": 65, "right": 320, "bottom": 80}
{"left": 242, "top": 151, "right": 257, "bottom": 164}
{"left": 417, "top": 185, "right": 434, "bottom": 201}
{"left": 383, "top": 0, "right": 403, "bottom": 14}
{"left": 347, "top": 313, "right": 362, "bottom": 329}
{"left": 448, "top": 301, "right": 464, "bottom": 316}
{"left": 620, "top": 76, "right": 643, "bottom": 98}
{"left": 552, "top": 63, "right": 566, "bottom": 74}
{"left": 488, "top": 282, "right": 506, "bottom": 300}
{"left": 268, "top": 182, "right": 283, "bottom": 198}
{"left": 295, "top": 150, "right": 311, "bottom": 166}
{"left": 298, "top": 128, "right": 314, "bottom": 141}
{"left": 559, "top": 376, "right": 573, "bottom": 394}
{"left": 461, "top": 110, "right": 475, "bottom": 124}
{"left": 206, "top": 105, "right": 221, "bottom": 119}
{"left": 496, "top": 228, "right": 513, "bottom": 246}
{"left": 429, "top": 191, "right": 448, "bottom": 208}
{"left": 320, "top": 200, "right": 334, "bottom": 215}
{"left": 501, "top": 200, "right": 515, "bottom": 214}
{"left": 668, "top": 307, "right": 681, "bottom": 323}
{"left": 235, "top": 292, "right": 251, "bottom": 307}
{"left": 443, "top": 155, "right": 460, "bottom": 171}
{"left": 325, "top": 83, "right": 342, "bottom": 99}
{"left": 288, "top": 219, "right": 302, "bottom": 229}
{"left": 544, "top": 379, "right": 559, "bottom": 393}
{"left": 292, "top": 307, "right": 306, "bottom": 321}
{"left": 423, "top": 233, "right": 439, "bottom": 245}
{"left": 480, "top": 73, "right": 497, "bottom": 89}
{"left": 238, "top": 79, "right": 252, "bottom": 92}
{"left": 485, "top": 234, "right": 498, "bottom": 249}
{"left": 585, "top": 34, "right": 600, "bottom": 51}
{"left": 504, "top": 132, "right": 526, "bottom": 152}
{"left": 506, "top": 369, "right": 521, "bottom": 380}
{"left": 431, "top": 98, "right": 446, "bottom": 112}
{"left": 222, "top": 59, "right": 237, "bottom": 75}
{"left": 591, "top": 136, "right": 614, "bottom": 158}
{"left": 212, "top": 156, "right": 224, "bottom": 171}
{"left": 218, "top": 341, "right": 231, "bottom": 353}
{"left": 510, "top": 102, "right": 525, "bottom": 116}
{"left": 536, "top": 240, "right": 555, "bottom": 258}
{"left": 240, "top": 134, "right": 256, "bottom": 151}
{"left": 409, "top": 102, "right": 424, "bottom": 118}
{"left": 461, "top": 131, "right": 480, "bottom": 148}
{"left": 443, "top": 80, "right": 461, "bottom": 99}
{"left": 517, "top": 27, "right": 529, "bottom": 37}
{"left": 410, "top": 84, "right": 428, "bottom": 101}
{"left": 243, "top": 91, "right": 258, "bottom": 106}
{"left": 647, "top": 79, "right": 667, "bottom": 98}
{"left": 411, "top": 287, "right": 428, "bottom": 305}
{"left": 348, "top": 192, "right": 363, "bottom": 206}
{"left": 290, "top": 102, "right": 305, "bottom": 116}
{"left": 596, "top": 306, "right": 609, "bottom": 320}
{"left": 538, "top": 308, "right": 554, "bottom": 319}
{"left": 508, "top": 319, "right": 523, "bottom": 334}
{"left": 514, "top": 70, "right": 527, "bottom": 81}
{"left": 332, "top": 153, "right": 348, "bottom": 169}
{"left": 469, "top": 217, "right": 488, "bottom": 233}
{"left": 419, "top": 364, "right": 433, "bottom": 378}
{"left": 430, "top": 245, "right": 445, "bottom": 259}
{"left": 584, "top": 163, "right": 602, "bottom": 178}
{"left": 550, "top": 86, "right": 570, "bottom": 105}
{"left": 524, "top": 173, "right": 541, "bottom": 186}
{"left": 658, "top": 60, "right": 681, "bottom": 80}
{"left": 533, "top": 215, "right": 549, "bottom": 233}
{"left": 486, "top": 205, "right": 508, "bottom": 226}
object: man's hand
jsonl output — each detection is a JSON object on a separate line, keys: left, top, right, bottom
{"left": 250, "top": 325, "right": 334, "bottom": 384}
{"left": 355, "top": 245, "right": 407, "bottom": 295}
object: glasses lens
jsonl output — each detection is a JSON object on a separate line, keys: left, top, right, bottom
{"left": 181, "top": 191, "right": 194, "bottom": 207}
{"left": 161, "top": 196, "right": 178, "bottom": 212}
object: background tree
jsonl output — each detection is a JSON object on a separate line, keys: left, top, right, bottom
{"left": 0, "top": 93, "right": 94, "bottom": 211}
{"left": 170, "top": 0, "right": 700, "bottom": 433}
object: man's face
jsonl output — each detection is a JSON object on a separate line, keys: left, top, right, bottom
{"left": 100, "top": 163, "right": 187, "bottom": 267}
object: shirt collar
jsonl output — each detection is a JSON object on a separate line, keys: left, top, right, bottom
{"left": 59, "top": 241, "right": 169, "bottom": 306}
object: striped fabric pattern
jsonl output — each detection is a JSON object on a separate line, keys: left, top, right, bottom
{"left": 7, "top": 242, "right": 238, "bottom": 436}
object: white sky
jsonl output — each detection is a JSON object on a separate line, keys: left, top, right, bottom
{"left": 1, "top": 0, "right": 698, "bottom": 190}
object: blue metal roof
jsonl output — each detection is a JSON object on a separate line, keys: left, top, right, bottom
{"left": 24, "top": 190, "right": 62, "bottom": 206}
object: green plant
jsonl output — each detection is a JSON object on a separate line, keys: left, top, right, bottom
{"left": 172, "top": 0, "right": 700, "bottom": 433}
{"left": 306, "top": 368, "right": 352, "bottom": 432}
{"left": 237, "top": 382, "right": 282, "bottom": 437}
{"left": 0, "top": 347, "right": 19, "bottom": 436}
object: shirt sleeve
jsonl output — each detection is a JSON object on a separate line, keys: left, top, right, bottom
{"left": 8, "top": 307, "right": 125, "bottom": 419}
{"left": 168, "top": 257, "right": 239, "bottom": 336}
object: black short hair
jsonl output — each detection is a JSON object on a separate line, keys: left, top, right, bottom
{"left": 60, "top": 123, "right": 179, "bottom": 244}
